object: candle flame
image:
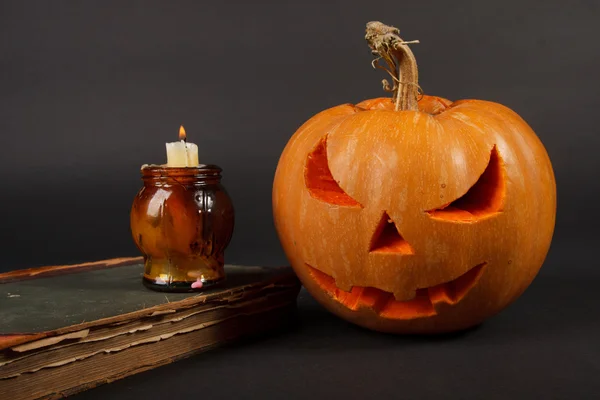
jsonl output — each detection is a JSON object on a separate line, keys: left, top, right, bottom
{"left": 179, "top": 125, "right": 186, "bottom": 141}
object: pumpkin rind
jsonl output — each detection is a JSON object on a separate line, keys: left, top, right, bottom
{"left": 272, "top": 95, "right": 556, "bottom": 334}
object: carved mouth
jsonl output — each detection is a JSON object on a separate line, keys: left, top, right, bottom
{"left": 307, "top": 262, "right": 487, "bottom": 320}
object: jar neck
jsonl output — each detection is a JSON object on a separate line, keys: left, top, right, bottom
{"left": 140, "top": 164, "right": 222, "bottom": 186}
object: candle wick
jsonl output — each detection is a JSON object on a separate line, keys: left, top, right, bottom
{"left": 184, "top": 140, "right": 188, "bottom": 167}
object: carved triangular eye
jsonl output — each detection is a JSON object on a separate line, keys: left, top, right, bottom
{"left": 427, "top": 146, "right": 505, "bottom": 222}
{"left": 370, "top": 212, "right": 414, "bottom": 254}
{"left": 305, "top": 137, "right": 362, "bottom": 207}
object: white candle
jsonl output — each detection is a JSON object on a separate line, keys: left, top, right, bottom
{"left": 166, "top": 125, "right": 199, "bottom": 167}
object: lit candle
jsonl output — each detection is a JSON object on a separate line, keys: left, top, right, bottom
{"left": 165, "top": 125, "right": 199, "bottom": 167}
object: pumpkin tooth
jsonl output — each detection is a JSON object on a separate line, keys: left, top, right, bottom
{"left": 429, "top": 262, "right": 487, "bottom": 305}
{"left": 427, "top": 284, "right": 453, "bottom": 305}
{"left": 356, "top": 287, "right": 392, "bottom": 313}
{"left": 379, "top": 289, "right": 436, "bottom": 320}
{"left": 335, "top": 286, "right": 365, "bottom": 310}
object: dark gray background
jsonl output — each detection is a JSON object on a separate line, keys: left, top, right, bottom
{"left": 1, "top": 0, "right": 598, "bottom": 273}
{"left": 1, "top": 1, "right": 599, "bottom": 399}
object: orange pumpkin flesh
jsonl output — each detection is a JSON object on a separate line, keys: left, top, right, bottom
{"left": 307, "top": 261, "right": 487, "bottom": 319}
{"left": 272, "top": 23, "right": 556, "bottom": 334}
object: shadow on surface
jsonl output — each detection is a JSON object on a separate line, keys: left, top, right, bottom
{"left": 69, "top": 273, "right": 600, "bottom": 400}
{"left": 223, "top": 271, "right": 600, "bottom": 353}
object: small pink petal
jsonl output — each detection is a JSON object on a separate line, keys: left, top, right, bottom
{"left": 191, "top": 280, "right": 203, "bottom": 289}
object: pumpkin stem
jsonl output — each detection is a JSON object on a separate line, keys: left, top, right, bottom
{"left": 365, "top": 21, "right": 420, "bottom": 111}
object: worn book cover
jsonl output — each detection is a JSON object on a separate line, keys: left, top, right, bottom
{"left": 0, "top": 257, "right": 301, "bottom": 400}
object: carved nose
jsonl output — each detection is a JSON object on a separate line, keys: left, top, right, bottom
{"left": 369, "top": 212, "right": 414, "bottom": 255}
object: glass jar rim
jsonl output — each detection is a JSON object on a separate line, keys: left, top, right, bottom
{"left": 140, "top": 164, "right": 222, "bottom": 179}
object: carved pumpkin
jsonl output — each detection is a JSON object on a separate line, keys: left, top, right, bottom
{"left": 272, "top": 22, "right": 556, "bottom": 334}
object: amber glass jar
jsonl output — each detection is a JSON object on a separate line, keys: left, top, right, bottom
{"left": 130, "top": 165, "right": 234, "bottom": 292}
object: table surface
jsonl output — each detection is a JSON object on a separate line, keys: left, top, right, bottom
{"left": 70, "top": 243, "right": 600, "bottom": 400}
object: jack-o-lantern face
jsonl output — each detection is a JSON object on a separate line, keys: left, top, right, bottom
{"left": 273, "top": 95, "right": 556, "bottom": 334}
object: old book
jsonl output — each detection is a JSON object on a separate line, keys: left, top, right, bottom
{"left": 0, "top": 257, "right": 300, "bottom": 400}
